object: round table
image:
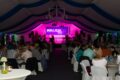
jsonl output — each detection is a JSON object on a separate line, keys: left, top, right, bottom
{"left": 0, "top": 69, "right": 31, "bottom": 80}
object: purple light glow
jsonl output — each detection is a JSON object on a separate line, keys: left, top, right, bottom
{"left": 21, "top": 22, "right": 81, "bottom": 44}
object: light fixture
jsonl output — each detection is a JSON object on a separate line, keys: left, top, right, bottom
{"left": 47, "top": 5, "right": 66, "bottom": 22}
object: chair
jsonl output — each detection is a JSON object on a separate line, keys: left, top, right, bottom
{"left": 91, "top": 66, "right": 108, "bottom": 80}
{"left": 25, "top": 57, "right": 39, "bottom": 75}
{"left": 38, "top": 61, "right": 43, "bottom": 72}
{"left": 7, "top": 58, "right": 19, "bottom": 68}
{"left": 116, "top": 55, "right": 120, "bottom": 80}
{"left": 73, "top": 54, "right": 79, "bottom": 72}
{"left": 80, "top": 60, "right": 91, "bottom": 80}
{"left": 116, "top": 75, "right": 120, "bottom": 80}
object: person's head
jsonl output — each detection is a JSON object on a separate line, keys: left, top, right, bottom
{"left": 95, "top": 47, "right": 103, "bottom": 59}
{"left": 80, "top": 44, "right": 85, "bottom": 50}
{"left": 110, "top": 46, "right": 115, "bottom": 51}
{"left": 87, "top": 44, "right": 93, "bottom": 49}
{"left": 96, "top": 52, "right": 102, "bottom": 59}
{"left": 20, "top": 46, "right": 28, "bottom": 52}
{"left": 82, "top": 44, "right": 86, "bottom": 50}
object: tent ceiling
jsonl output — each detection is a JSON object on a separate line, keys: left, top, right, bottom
{"left": 0, "top": 0, "right": 120, "bottom": 33}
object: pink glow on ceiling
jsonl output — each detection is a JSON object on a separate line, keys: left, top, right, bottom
{"left": 32, "top": 22, "right": 81, "bottom": 44}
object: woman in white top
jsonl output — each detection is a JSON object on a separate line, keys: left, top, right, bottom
{"left": 91, "top": 45, "right": 108, "bottom": 80}
{"left": 92, "top": 45, "right": 107, "bottom": 69}
{"left": 92, "top": 58, "right": 107, "bottom": 69}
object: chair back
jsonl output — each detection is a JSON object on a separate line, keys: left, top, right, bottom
{"left": 25, "top": 57, "right": 38, "bottom": 71}
{"left": 116, "top": 75, "right": 120, "bottom": 80}
{"left": 91, "top": 66, "right": 108, "bottom": 80}
{"left": 7, "top": 58, "right": 19, "bottom": 68}
{"left": 80, "top": 60, "right": 91, "bottom": 80}
{"left": 80, "top": 60, "right": 90, "bottom": 73}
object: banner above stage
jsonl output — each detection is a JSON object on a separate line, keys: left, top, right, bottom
{"left": 46, "top": 27, "right": 68, "bottom": 35}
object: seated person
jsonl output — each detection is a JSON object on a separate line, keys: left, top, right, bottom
{"left": 92, "top": 45, "right": 107, "bottom": 69}
{"left": 111, "top": 46, "right": 119, "bottom": 57}
{"left": 75, "top": 45, "right": 84, "bottom": 62}
{"left": 101, "top": 45, "right": 112, "bottom": 57}
{"left": 20, "top": 46, "right": 32, "bottom": 62}
{"left": 83, "top": 44, "right": 95, "bottom": 60}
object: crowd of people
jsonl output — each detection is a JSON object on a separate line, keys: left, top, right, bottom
{"left": 0, "top": 31, "right": 120, "bottom": 77}
{"left": 62, "top": 31, "right": 120, "bottom": 80}
{"left": 0, "top": 33, "right": 50, "bottom": 74}
{"left": 65, "top": 32, "right": 120, "bottom": 79}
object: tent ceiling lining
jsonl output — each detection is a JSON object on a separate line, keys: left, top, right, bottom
{"left": 0, "top": 0, "right": 120, "bottom": 33}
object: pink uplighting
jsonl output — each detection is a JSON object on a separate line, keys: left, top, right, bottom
{"left": 20, "top": 21, "right": 81, "bottom": 44}
{"left": 32, "top": 21, "right": 81, "bottom": 44}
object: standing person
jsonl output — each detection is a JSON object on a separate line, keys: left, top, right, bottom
{"left": 50, "top": 35, "right": 55, "bottom": 50}
{"left": 41, "top": 45, "right": 49, "bottom": 71}
{"left": 50, "top": 35, "right": 55, "bottom": 44}
{"left": 65, "top": 35, "right": 70, "bottom": 47}
{"left": 19, "top": 36, "right": 25, "bottom": 46}
{"left": 7, "top": 42, "right": 17, "bottom": 59}
{"left": 30, "top": 44, "right": 41, "bottom": 61}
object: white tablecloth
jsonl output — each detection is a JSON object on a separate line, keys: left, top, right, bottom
{"left": 0, "top": 69, "right": 31, "bottom": 80}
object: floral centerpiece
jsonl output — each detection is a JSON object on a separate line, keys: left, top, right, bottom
{"left": 0, "top": 57, "right": 8, "bottom": 74}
